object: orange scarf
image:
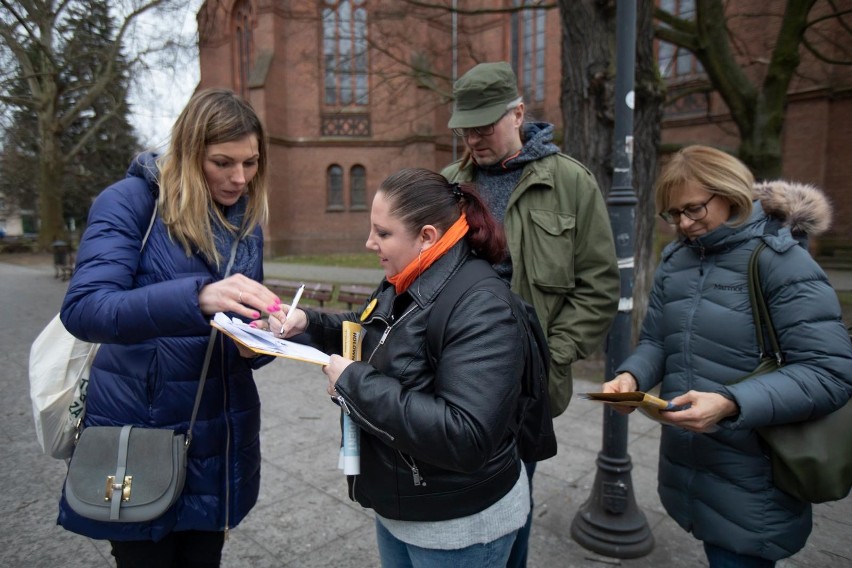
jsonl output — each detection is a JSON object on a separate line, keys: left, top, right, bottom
{"left": 388, "top": 213, "right": 469, "bottom": 294}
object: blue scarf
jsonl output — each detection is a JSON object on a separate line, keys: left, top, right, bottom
{"left": 212, "top": 196, "right": 260, "bottom": 278}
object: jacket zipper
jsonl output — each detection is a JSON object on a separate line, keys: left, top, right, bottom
{"left": 337, "top": 304, "right": 419, "bottom": 442}
{"left": 398, "top": 452, "right": 427, "bottom": 487}
{"left": 220, "top": 336, "right": 231, "bottom": 540}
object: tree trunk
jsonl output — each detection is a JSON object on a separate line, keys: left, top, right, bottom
{"left": 37, "top": 111, "right": 67, "bottom": 248}
{"left": 739, "top": 125, "right": 784, "bottom": 181}
{"left": 559, "top": 0, "right": 615, "bottom": 191}
{"left": 560, "top": 0, "right": 665, "bottom": 345}
{"left": 631, "top": 0, "right": 665, "bottom": 342}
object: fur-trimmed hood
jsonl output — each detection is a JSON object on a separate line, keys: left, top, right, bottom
{"left": 753, "top": 180, "right": 832, "bottom": 237}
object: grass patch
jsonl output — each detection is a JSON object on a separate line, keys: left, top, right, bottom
{"left": 271, "top": 252, "right": 379, "bottom": 269}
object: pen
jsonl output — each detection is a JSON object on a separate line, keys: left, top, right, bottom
{"left": 281, "top": 284, "right": 305, "bottom": 334}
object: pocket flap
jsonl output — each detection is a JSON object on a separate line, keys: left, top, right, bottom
{"left": 529, "top": 210, "right": 575, "bottom": 236}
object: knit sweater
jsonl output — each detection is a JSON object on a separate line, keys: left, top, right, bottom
{"left": 376, "top": 462, "right": 529, "bottom": 549}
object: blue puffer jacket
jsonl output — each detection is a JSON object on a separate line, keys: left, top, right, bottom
{"left": 618, "top": 183, "right": 852, "bottom": 561}
{"left": 58, "top": 154, "right": 267, "bottom": 541}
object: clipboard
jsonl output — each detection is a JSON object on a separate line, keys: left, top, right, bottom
{"left": 211, "top": 312, "right": 330, "bottom": 366}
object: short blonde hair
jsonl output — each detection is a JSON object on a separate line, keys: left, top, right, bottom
{"left": 656, "top": 145, "right": 754, "bottom": 227}
{"left": 158, "top": 89, "right": 269, "bottom": 266}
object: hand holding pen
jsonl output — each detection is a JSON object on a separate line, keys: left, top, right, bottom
{"left": 270, "top": 284, "right": 307, "bottom": 337}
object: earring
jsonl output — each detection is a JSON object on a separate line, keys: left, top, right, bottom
{"left": 417, "top": 249, "right": 423, "bottom": 297}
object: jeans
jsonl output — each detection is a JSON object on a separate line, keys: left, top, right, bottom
{"left": 110, "top": 531, "right": 225, "bottom": 568}
{"left": 376, "top": 518, "right": 517, "bottom": 568}
{"left": 506, "top": 460, "right": 536, "bottom": 568}
{"left": 704, "top": 543, "right": 776, "bottom": 568}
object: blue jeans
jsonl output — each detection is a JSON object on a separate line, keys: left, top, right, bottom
{"left": 506, "top": 460, "right": 536, "bottom": 568}
{"left": 704, "top": 543, "right": 776, "bottom": 568}
{"left": 375, "top": 518, "right": 517, "bottom": 568}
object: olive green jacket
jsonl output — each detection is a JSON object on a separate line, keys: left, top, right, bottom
{"left": 442, "top": 153, "right": 619, "bottom": 416}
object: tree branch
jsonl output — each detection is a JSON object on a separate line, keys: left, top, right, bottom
{"left": 691, "top": 0, "right": 757, "bottom": 132}
{"left": 762, "top": 0, "right": 817, "bottom": 113}
{"left": 58, "top": 0, "right": 169, "bottom": 132}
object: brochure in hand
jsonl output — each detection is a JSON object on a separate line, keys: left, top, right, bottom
{"left": 580, "top": 391, "right": 686, "bottom": 422}
{"left": 211, "top": 312, "right": 330, "bottom": 366}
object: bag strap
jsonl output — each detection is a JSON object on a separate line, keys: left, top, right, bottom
{"left": 142, "top": 200, "right": 157, "bottom": 250}
{"left": 748, "top": 242, "right": 783, "bottom": 366}
{"left": 186, "top": 238, "right": 240, "bottom": 447}
{"left": 109, "top": 425, "right": 134, "bottom": 519}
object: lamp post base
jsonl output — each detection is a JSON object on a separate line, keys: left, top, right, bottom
{"left": 570, "top": 450, "right": 655, "bottom": 558}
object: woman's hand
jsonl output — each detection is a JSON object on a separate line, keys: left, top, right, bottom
{"left": 603, "top": 372, "right": 639, "bottom": 394}
{"left": 268, "top": 306, "right": 308, "bottom": 339}
{"left": 323, "top": 354, "right": 355, "bottom": 396}
{"left": 199, "top": 274, "right": 283, "bottom": 320}
{"left": 662, "top": 391, "right": 739, "bottom": 433}
{"left": 602, "top": 372, "right": 640, "bottom": 415}
{"left": 236, "top": 343, "right": 260, "bottom": 359}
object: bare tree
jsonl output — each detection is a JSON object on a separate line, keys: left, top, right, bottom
{"left": 0, "top": 0, "right": 185, "bottom": 247}
{"left": 655, "top": 0, "right": 851, "bottom": 179}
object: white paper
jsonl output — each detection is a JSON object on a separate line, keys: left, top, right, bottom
{"left": 212, "top": 312, "right": 330, "bottom": 366}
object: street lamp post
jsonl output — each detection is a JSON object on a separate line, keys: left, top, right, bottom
{"left": 570, "top": 0, "right": 654, "bottom": 558}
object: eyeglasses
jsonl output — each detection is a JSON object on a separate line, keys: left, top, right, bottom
{"left": 659, "top": 194, "right": 717, "bottom": 224}
{"left": 451, "top": 111, "right": 509, "bottom": 138}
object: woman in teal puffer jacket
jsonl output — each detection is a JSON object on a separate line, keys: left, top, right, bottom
{"left": 604, "top": 145, "right": 852, "bottom": 567}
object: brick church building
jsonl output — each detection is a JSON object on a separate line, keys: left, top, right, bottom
{"left": 196, "top": 1, "right": 851, "bottom": 257}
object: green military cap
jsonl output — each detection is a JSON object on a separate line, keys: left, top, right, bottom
{"left": 448, "top": 62, "right": 522, "bottom": 129}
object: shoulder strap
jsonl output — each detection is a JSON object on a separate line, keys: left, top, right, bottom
{"left": 141, "top": 200, "right": 158, "bottom": 251}
{"left": 426, "top": 258, "right": 502, "bottom": 365}
{"left": 748, "top": 242, "right": 783, "bottom": 365}
{"left": 186, "top": 237, "right": 239, "bottom": 446}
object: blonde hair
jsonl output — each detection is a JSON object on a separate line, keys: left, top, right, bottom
{"left": 655, "top": 145, "right": 754, "bottom": 227}
{"left": 157, "top": 88, "right": 269, "bottom": 266}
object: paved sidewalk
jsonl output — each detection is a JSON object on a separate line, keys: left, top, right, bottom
{"left": 1, "top": 259, "right": 849, "bottom": 567}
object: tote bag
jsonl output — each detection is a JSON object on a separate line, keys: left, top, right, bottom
{"left": 741, "top": 242, "right": 852, "bottom": 503}
{"left": 29, "top": 202, "right": 157, "bottom": 459}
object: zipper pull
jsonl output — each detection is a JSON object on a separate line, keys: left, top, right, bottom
{"left": 336, "top": 395, "right": 351, "bottom": 415}
{"left": 378, "top": 326, "right": 391, "bottom": 346}
{"left": 411, "top": 464, "right": 426, "bottom": 486}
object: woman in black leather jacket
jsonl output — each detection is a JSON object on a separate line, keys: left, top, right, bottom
{"left": 272, "top": 168, "right": 528, "bottom": 567}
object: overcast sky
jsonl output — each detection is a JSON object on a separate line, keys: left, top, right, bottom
{"left": 127, "top": 1, "right": 202, "bottom": 151}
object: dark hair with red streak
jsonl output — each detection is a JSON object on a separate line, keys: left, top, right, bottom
{"left": 379, "top": 168, "right": 507, "bottom": 265}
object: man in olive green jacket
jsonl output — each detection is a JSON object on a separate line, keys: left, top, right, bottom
{"left": 441, "top": 62, "right": 619, "bottom": 418}
{"left": 442, "top": 61, "right": 619, "bottom": 568}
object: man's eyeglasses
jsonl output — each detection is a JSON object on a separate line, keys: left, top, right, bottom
{"left": 659, "top": 194, "right": 717, "bottom": 224}
{"left": 452, "top": 111, "right": 509, "bottom": 138}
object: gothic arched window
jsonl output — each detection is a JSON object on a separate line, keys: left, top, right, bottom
{"left": 350, "top": 165, "right": 366, "bottom": 209}
{"left": 233, "top": 0, "right": 253, "bottom": 96}
{"left": 511, "top": 0, "right": 545, "bottom": 103}
{"left": 322, "top": 0, "right": 368, "bottom": 106}
{"left": 327, "top": 165, "right": 344, "bottom": 210}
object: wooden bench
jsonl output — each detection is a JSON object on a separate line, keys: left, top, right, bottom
{"left": 337, "top": 284, "right": 375, "bottom": 310}
{"left": 264, "top": 279, "right": 334, "bottom": 308}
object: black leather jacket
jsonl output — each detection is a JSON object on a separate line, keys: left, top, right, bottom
{"left": 305, "top": 241, "right": 524, "bottom": 522}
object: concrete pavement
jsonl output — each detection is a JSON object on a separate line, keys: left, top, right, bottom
{"left": 1, "top": 258, "right": 850, "bottom": 567}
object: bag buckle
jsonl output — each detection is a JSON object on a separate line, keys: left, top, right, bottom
{"left": 104, "top": 475, "right": 132, "bottom": 502}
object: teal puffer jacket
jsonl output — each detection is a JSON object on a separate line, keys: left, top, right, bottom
{"left": 619, "top": 187, "right": 852, "bottom": 561}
